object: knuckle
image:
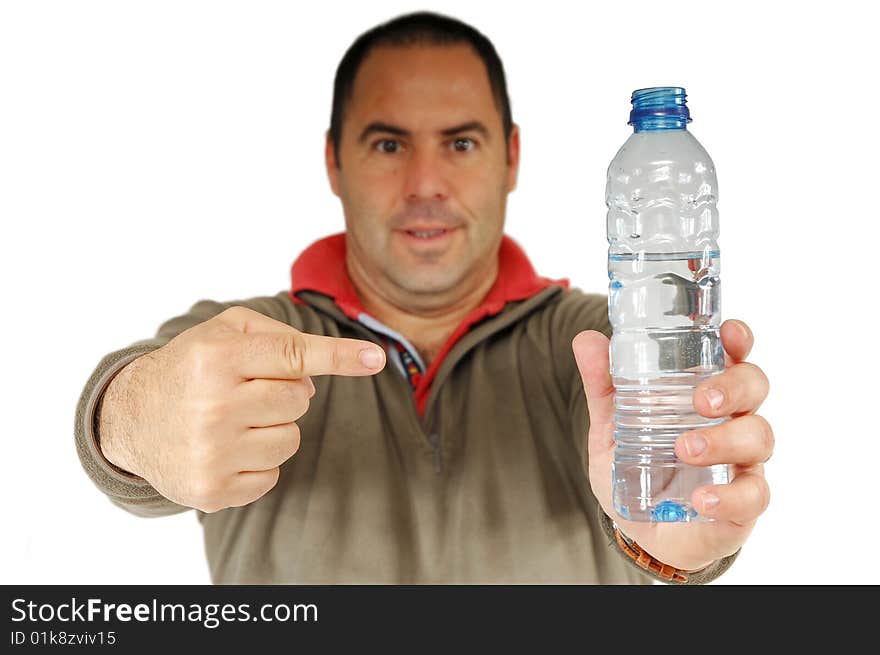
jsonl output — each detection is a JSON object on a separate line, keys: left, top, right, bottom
{"left": 190, "top": 475, "right": 223, "bottom": 512}
{"left": 255, "top": 468, "right": 281, "bottom": 499}
{"left": 754, "top": 364, "right": 770, "bottom": 395}
{"left": 189, "top": 443, "right": 211, "bottom": 471}
{"left": 743, "top": 362, "right": 770, "bottom": 395}
{"left": 273, "top": 424, "right": 301, "bottom": 462}
{"left": 754, "top": 477, "right": 771, "bottom": 514}
{"left": 218, "top": 305, "right": 251, "bottom": 323}
{"left": 288, "top": 423, "right": 302, "bottom": 456}
{"left": 194, "top": 396, "right": 230, "bottom": 429}
{"left": 281, "top": 333, "right": 308, "bottom": 376}
{"left": 291, "top": 393, "right": 311, "bottom": 421}
{"left": 198, "top": 500, "right": 225, "bottom": 514}
{"left": 328, "top": 345, "right": 343, "bottom": 373}
{"left": 187, "top": 432, "right": 223, "bottom": 472}
{"left": 187, "top": 338, "right": 226, "bottom": 376}
{"left": 283, "top": 380, "right": 311, "bottom": 405}
{"left": 753, "top": 415, "right": 775, "bottom": 461}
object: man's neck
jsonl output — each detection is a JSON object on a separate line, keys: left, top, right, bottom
{"left": 347, "top": 258, "right": 498, "bottom": 369}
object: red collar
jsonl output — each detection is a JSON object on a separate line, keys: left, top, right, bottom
{"left": 289, "top": 232, "right": 569, "bottom": 414}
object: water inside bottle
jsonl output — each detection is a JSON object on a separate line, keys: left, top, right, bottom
{"left": 609, "top": 251, "right": 729, "bottom": 522}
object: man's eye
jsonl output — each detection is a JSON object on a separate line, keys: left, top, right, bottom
{"left": 375, "top": 139, "right": 401, "bottom": 154}
{"left": 452, "top": 137, "right": 475, "bottom": 152}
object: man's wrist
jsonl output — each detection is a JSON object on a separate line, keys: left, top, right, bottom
{"left": 612, "top": 522, "right": 714, "bottom": 582}
{"left": 598, "top": 508, "right": 741, "bottom": 584}
{"left": 95, "top": 360, "right": 143, "bottom": 477}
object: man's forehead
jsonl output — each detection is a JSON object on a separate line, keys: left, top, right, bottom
{"left": 346, "top": 43, "right": 499, "bottom": 130}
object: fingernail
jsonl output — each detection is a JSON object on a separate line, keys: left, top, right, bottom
{"left": 359, "top": 348, "right": 385, "bottom": 370}
{"left": 705, "top": 388, "right": 724, "bottom": 410}
{"left": 684, "top": 433, "right": 707, "bottom": 457}
{"left": 701, "top": 492, "right": 720, "bottom": 511}
{"left": 305, "top": 376, "right": 316, "bottom": 396}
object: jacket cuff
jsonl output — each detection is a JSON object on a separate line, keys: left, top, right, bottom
{"left": 74, "top": 343, "right": 168, "bottom": 502}
{"left": 598, "top": 506, "right": 740, "bottom": 584}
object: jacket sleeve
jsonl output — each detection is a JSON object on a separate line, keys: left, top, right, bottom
{"left": 551, "top": 287, "right": 740, "bottom": 585}
{"left": 73, "top": 292, "right": 298, "bottom": 518}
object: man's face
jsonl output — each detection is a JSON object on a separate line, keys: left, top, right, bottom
{"left": 326, "top": 44, "right": 520, "bottom": 304}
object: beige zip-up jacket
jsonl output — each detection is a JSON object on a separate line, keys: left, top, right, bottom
{"left": 74, "top": 235, "right": 739, "bottom": 584}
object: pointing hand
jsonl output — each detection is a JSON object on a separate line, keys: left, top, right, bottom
{"left": 98, "top": 306, "right": 386, "bottom": 513}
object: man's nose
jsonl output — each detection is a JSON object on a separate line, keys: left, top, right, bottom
{"left": 402, "top": 148, "right": 449, "bottom": 202}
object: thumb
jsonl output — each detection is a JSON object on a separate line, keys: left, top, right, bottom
{"left": 571, "top": 330, "right": 615, "bottom": 452}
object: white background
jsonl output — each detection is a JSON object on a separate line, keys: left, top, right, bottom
{"left": 2, "top": 0, "right": 877, "bottom": 585}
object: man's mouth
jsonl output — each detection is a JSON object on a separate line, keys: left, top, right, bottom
{"left": 405, "top": 228, "right": 451, "bottom": 239}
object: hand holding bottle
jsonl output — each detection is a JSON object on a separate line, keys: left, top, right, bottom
{"left": 572, "top": 319, "right": 772, "bottom": 572}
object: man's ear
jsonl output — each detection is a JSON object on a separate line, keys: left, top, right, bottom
{"left": 325, "top": 131, "right": 341, "bottom": 197}
{"left": 506, "top": 123, "right": 521, "bottom": 193}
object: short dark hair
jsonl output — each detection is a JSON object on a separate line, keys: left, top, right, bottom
{"left": 328, "top": 11, "right": 513, "bottom": 168}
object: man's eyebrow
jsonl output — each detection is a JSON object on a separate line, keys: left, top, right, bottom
{"left": 440, "top": 121, "right": 490, "bottom": 140}
{"left": 357, "top": 120, "right": 491, "bottom": 144}
{"left": 358, "top": 122, "right": 411, "bottom": 143}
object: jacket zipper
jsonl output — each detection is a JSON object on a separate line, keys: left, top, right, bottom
{"left": 377, "top": 333, "right": 441, "bottom": 473}
{"left": 402, "top": 364, "right": 441, "bottom": 474}
{"left": 387, "top": 338, "right": 442, "bottom": 474}
{"left": 429, "top": 432, "right": 441, "bottom": 474}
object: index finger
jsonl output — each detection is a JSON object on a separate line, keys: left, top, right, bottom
{"left": 216, "top": 305, "right": 387, "bottom": 379}
{"left": 236, "top": 330, "right": 387, "bottom": 379}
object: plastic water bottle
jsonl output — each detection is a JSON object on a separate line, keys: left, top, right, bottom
{"left": 606, "top": 87, "right": 730, "bottom": 523}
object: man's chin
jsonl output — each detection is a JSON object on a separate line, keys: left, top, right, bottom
{"left": 382, "top": 251, "right": 473, "bottom": 293}
{"left": 391, "top": 270, "right": 463, "bottom": 296}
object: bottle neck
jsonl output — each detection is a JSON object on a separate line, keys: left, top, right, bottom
{"left": 628, "top": 87, "right": 691, "bottom": 133}
{"left": 632, "top": 119, "right": 688, "bottom": 133}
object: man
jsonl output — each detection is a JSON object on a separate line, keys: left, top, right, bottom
{"left": 75, "top": 11, "right": 772, "bottom": 584}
